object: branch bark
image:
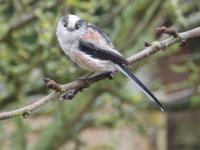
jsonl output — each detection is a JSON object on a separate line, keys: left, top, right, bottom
{"left": 0, "top": 26, "right": 200, "bottom": 121}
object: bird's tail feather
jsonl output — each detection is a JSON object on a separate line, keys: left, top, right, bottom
{"left": 116, "top": 64, "right": 165, "bottom": 112}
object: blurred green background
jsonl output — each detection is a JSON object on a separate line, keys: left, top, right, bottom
{"left": 0, "top": 0, "right": 200, "bottom": 150}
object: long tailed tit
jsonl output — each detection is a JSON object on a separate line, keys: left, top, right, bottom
{"left": 56, "top": 14, "right": 165, "bottom": 112}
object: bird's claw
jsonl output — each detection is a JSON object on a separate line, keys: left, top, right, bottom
{"left": 107, "top": 71, "right": 115, "bottom": 80}
{"left": 60, "top": 90, "right": 76, "bottom": 100}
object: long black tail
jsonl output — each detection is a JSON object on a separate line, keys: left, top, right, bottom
{"left": 116, "top": 64, "right": 165, "bottom": 112}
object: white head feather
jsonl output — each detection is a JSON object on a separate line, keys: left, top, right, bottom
{"left": 67, "top": 14, "right": 80, "bottom": 28}
{"left": 56, "top": 14, "right": 85, "bottom": 54}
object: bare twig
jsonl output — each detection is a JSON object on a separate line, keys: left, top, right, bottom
{"left": 0, "top": 27, "right": 200, "bottom": 120}
{"left": 156, "top": 26, "right": 179, "bottom": 38}
{"left": 0, "top": 73, "right": 111, "bottom": 120}
{"left": 128, "top": 27, "right": 200, "bottom": 64}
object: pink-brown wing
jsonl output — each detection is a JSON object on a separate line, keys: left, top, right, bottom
{"left": 79, "top": 25, "right": 129, "bottom": 65}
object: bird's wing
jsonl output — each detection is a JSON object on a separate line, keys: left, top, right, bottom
{"left": 80, "top": 24, "right": 165, "bottom": 112}
{"left": 79, "top": 24, "right": 129, "bottom": 65}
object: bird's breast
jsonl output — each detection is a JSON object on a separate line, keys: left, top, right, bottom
{"left": 69, "top": 49, "right": 116, "bottom": 73}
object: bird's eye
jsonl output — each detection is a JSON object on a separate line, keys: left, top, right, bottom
{"left": 62, "top": 16, "right": 69, "bottom": 28}
{"left": 75, "top": 23, "right": 80, "bottom": 30}
{"left": 75, "top": 20, "right": 86, "bottom": 30}
{"left": 64, "top": 23, "right": 68, "bottom": 27}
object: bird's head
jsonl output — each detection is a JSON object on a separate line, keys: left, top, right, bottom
{"left": 56, "top": 14, "right": 87, "bottom": 47}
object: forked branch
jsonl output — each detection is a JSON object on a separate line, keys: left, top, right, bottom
{"left": 0, "top": 26, "right": 200, "bottom": 120}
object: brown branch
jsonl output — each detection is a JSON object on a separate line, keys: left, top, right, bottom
{"left": 0, "top": 73, "right": 111, "bottom": 120}
{"left": 156, "top": 26, "right": 179, "bottom": 38}
{"left": 0, "top": 27, "right": 200, "bottom": 120}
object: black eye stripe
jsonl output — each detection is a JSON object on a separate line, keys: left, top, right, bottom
{"left": 62, "top": 16, "right": 69, "bottom": 27}
{"left": 75, "top": 19, "right": 86, "bottom": 29}
{"left": 75, "top": 23, "right": 80, "bottom": 29}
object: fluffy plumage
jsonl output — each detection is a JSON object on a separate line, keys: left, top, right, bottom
{"left": 56, "top": 14, "right": 165, "bottom": 112}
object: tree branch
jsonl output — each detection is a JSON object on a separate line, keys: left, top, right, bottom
{"left": 0, "top": 26, "right": 200, "bottom": 120}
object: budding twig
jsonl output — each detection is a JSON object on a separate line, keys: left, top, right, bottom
{"left": 0, "top": 27, "right": 200, "bottom": 120}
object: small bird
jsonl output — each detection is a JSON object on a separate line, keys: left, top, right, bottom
{"left": 56, "top": 14, "right": 165, "bottom": 112}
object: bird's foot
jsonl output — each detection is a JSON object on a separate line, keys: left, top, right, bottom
{"left": 107, "top": 71, "right": 115, "bottom": 80}
{"left": 60, "top": 89, "right": 77, "bottom": 100}
{"left": 60, "top": 86, "right": 85, "bottom": 101}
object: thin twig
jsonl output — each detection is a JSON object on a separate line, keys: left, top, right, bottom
{"left": 156, "top": 26, "right": 179, "bottom": 38}
{"left": 0, "top": 27, "right": 200, "bottom": 120}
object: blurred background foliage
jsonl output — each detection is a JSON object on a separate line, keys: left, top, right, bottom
{"left": 0, "top": 0, "right": 200, "bottom": 150}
